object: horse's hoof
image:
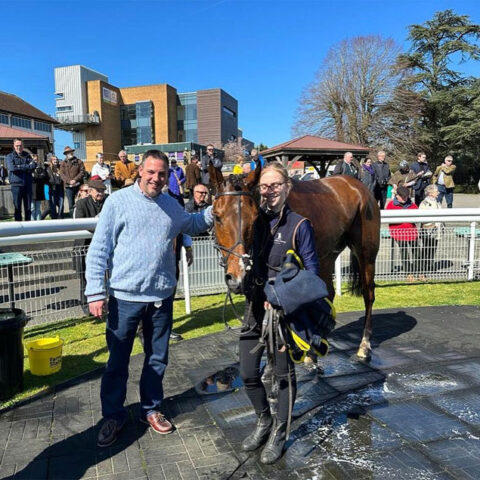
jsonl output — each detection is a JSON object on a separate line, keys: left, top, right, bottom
{"left": 356, "top": 348, "right": 371, "bottom": 361}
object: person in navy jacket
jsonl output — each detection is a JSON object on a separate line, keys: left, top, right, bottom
{"left": 6, "top": 138, "right": 36, "bottom": 221}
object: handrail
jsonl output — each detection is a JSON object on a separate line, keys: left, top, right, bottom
{"left": 0, "top": 219, "right": 97, "bottom": 237}
{"left": 0, "top": 209, "right": 479, "bottom": 247}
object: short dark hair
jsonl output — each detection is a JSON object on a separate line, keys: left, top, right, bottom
{"left": 141, "top": 150, "right": 168, "bottom": 168}
{"left": 13, "top": 138, "right": 23, "bottom": 144}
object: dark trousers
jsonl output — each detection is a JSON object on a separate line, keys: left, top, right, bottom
{"left": 11, "top": 185, "right": 32, "bottom": 221}
{"left": 237, "top": 278, "right": 298, "bottom": 423}
{"left": 414, "top": 190, "right": 425, "bottom": 206}
{"left": 420, "top": 230, "right": 438, "bottom": 272}
{"left": 396, "top": 239, "right": 419, "bottom": 274}
{"left": 437, "top": 185, "right": 453, "bottom": 208}
{"left": 65, "top": 185, "right": 79, "bottom": 212}
{"left": 101, "top": 295, "right": 173, "bottom": 421}
{"left": 49, "top": 186, "right": 64, "bottom": 219}
{"left": 374, "top": 185, "right": 388, "bottom": 209}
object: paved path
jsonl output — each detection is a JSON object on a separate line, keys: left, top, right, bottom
{"left": 1, "top": 305, "right": 480, "bottom": 479}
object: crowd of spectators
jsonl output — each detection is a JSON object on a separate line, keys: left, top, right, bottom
{"left": 332, "top": 150, "right": 458, "bottom": 210}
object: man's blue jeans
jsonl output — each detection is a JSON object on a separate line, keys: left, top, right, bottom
{"left": 11, "top": 185, "right": 32, "bottom": 221}
{"left": 101, "top": 295, "right": 173, "bottom": 421}
{"left": 437, "top": 184, "right": 454, "bottom": 208}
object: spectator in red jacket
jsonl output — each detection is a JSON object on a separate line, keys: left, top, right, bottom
{"left": 386, "top": 185, "right": 419, "bottom": 282}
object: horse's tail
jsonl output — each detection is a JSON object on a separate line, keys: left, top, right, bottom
{"left": 349, "top": 252, "right": 362, "bottom": 297}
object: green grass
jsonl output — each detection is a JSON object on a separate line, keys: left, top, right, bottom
{"left": 1, "top": 281, "right": 479, "bottom": 409}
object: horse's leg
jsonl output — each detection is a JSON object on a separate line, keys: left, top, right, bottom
{"left": 356, "top": 257, "right": 376, "bottom": 359}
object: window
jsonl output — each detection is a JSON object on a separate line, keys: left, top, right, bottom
{"left": 55, "top": 93, "right": 64, "bottom": 99}
{"left": 0, "top": 113, "right": 9, "bottom": 125}
{"left": 11, "top": 116, "right": 31, "bottom": 129}
{"left": 34, "top": 120, "right": 52, "bottom": 132}
{"left": 74, "top": 142, "right": 80, "bottom": 150}
{"left": 222, "top": 106, "right": 236, "bottom": 118}
{"left": 56, "top": 106, "right": 73, "bottom": 112}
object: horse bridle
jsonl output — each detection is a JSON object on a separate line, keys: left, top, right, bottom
{"left": 213, "top": 190, "right": 257, "bottom": 272}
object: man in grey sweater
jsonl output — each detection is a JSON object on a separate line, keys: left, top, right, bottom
{"left": 86, "top": 150, "right": 213, "bottom": 447}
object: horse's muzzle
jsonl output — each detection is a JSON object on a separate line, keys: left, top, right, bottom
{"left": 225, "top": 273, "right": 244, "bottom": 294}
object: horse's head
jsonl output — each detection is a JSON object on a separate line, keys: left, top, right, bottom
{"left": 209, "top": 162, "right": 261, "bottom": 293}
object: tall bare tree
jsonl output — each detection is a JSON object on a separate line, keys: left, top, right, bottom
{"left": 293, "top": 36, "right": 402, "bottom": 147}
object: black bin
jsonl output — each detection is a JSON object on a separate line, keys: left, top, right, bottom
{"left": 0, "top": 308, "right": 27, "bottom": 401}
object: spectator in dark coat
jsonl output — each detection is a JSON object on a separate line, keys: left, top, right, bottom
{"left": 185, "top": 155, "right": 201, "bottom": 199}
{"left": 410, "top": 152, "right": 433, "bottom": 206}
{"left": 200, "top": 144, "right": 222, "bottom": 187}
{"left": 373, "top": 151, "right": 391, "bottom": 209}
{"left": 184, "top": 184, "right": 212, "bottom": 237}
{"left": 31, "top": 156, "right": 49, "bottom": 220}
{"left": 74, "top": 179, "right": 106, "bottom": 311}
{"left": 360, "top": 158, "right": 376, "bottom": 193}
{"left": 6, "top": 138, "right": 36, "bottom": 220}
{"left": 332, "top": 152, "right": 360, "bottom": 179}
{"left": 46, "top": 155, "right": 65, "bottom": 219}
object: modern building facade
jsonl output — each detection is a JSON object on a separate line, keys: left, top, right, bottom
{"left": 54, "top": 65, "right": 243, "bottom": 170}
{"left": 0, "top": 91, "right": 57, "bottom": 163}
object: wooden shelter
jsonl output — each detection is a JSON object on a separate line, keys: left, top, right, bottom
{"left": 261, "top": 135, "right": 370, "bottom": 177}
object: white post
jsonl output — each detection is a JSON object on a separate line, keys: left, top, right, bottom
{"left": 335, "top": 255, "right": 342, "bottom": 296}
{"left": 467, "top": 221, "right": 477, "bottom": 281}
{"left": 181, "top": 247, "right": 191, "bottom": 314}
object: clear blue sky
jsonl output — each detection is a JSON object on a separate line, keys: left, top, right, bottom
{"left": 2, "top": 0, "right": 479, "bottom": 156}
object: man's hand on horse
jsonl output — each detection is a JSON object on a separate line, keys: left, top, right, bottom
{"left": 89, "top": 299, "right": 106, "bottom": 318}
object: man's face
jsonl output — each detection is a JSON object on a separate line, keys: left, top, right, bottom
{"left": 193, "top": 186, "right": 209, "bottom": 205}
{"left": 206, "top": 146, "right": 214, "bottom": 156}
{"left": 14, "top": 141, "right": 23, "bottom": 154}
{"left": 345, "top": 153, "right": 353, "bottom": 164}
{"left": 251, "top": 149, "right": 258, "bottom": 158}
{"left": 97, "top": 155, "right": 104, "bottom": 164}
{"left": 419, "top": 154, "right": 427, "bottom": 163}
{"left": 118, "top": 153, "right": 128, "bottom": 163}
{"left": 138, "top": 157, "right": 168, "bottom": 197}
{"left": 89, "top": 187, "right": 105, "bottom": 202}
{"left": 378, "top": 152, "right": 386, "bottom": 162}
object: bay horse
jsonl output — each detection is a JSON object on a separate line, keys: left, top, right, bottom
{"left": 209, "top": 164, "right": 380, "bottom": 359}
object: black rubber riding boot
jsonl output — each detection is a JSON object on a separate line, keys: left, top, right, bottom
{"left": 260, "top": 419, "right": 287, "bottom": 464}
{"left": 241, "top": 410, "right": 273, "bottom": 452}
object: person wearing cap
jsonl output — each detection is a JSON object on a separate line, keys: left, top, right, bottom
{"left": 388, "top": 161, "right": 417, "bottom": 200}
{"left": 114, "top": 150, "right": 137, "bottom": 188}
{"left": 74, "top": 179, "right": 107, "bottom": 219}
{"left": 60, "top": 145, "right": 85, "bottom": 212}
{"left": 73, "top": 179, "right": 107, "bottom": 313}
{"left": 386, "top": 185, "right": 420, "bottom": 282}
{"left": 167, "top": 158, "right": 186, "bottom": 205}
{"left": 6, "top": 138, "right": 37, "bottom": 221}
{"left": 91, "top": 152, "right": 113, "bottom": 195}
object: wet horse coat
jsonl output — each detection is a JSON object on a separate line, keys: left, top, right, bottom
{"left": 210, "top": 165, "right": 381, "bottom": 359}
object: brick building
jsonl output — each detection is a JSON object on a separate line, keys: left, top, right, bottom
{"left": 54, "top": 65, "right": 246, "bottom": 170}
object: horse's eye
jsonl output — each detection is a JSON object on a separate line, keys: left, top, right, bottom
{"left": 214, "top": 214, "right": 222, "bottom": 224}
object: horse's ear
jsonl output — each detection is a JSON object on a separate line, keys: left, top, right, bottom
{"left": 244, "top": 161, "right": 261, "bottom": 191}
{"left": 208, "top": 162, "right": 224, "bottom": 193}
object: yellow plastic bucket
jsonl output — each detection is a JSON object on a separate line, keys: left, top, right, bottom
{"left": 26, "top": 337, "right": 64, "bottom": 376}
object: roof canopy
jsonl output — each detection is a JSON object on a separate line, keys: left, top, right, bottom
{"left": 0, "top": 91, "right": 58, "bottom": 124}
{"left": 0, "top": 125, "right": 48, "bottom": 140}
{"left": 261, "top": 135, "right": 370, "bottom": 176}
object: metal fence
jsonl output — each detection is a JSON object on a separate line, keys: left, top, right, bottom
{"left": 0, "top": 212, "right": 478, "bottom": 327}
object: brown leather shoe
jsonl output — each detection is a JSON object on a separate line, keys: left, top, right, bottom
{"left": 140, "top": 412, "right": 173, "bottom": 434}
